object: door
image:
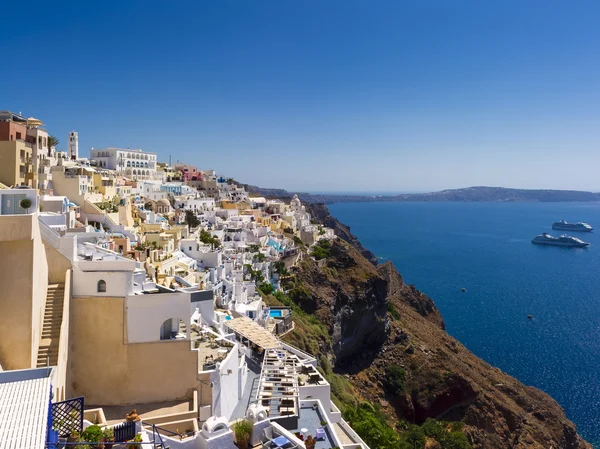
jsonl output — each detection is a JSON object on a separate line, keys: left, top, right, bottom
{"left": 1, "top": 194, "right": 15, "bottom": 214}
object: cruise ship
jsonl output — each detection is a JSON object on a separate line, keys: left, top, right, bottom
{"left": 552, "top": 220, "right": 593, "bottom": 232}
{"left": 531, "top": 232, "right": 590, "bottom": 247}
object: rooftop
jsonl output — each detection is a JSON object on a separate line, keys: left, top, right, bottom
{"left": 0, "top": 368, "right": 53, "bottom": 449}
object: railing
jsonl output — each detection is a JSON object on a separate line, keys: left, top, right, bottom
{"left": 50, "top": 396, "right": 84, "bottom": 438}
{"left": 113, "top": 421, "right": 136, "bottom": 441}
{"left": 149, "top": 424, "right": 196, "bottom": 441}
{"left": 47, "top": 423, "right": 168, "bottom": 448}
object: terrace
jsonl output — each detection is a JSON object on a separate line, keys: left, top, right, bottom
{"left": 256, "top": 350, "right": 300, "bottom": 420}
{"left": 192, "top": 328, "right": 234, "bottom": 372}
{"left": 289, "top": 403, "right": 338, "bottom": 449}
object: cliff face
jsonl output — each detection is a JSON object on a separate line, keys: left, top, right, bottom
{"left": 304, "top": 202, "right": 378, "bottom": 264}
{"left": 290, "top": 207, "right": 591, "bottom": 449}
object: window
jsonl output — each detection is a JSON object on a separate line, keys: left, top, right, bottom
{"left": 97, "top": 280, "right": 107, "bottom": 293}
{"left": 189, "top": 246, "right": 192, "bottom": 250}
{"left": 16, "top": 132, "right": 22, "bottom": 140}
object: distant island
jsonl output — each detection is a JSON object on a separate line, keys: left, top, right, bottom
{"left": 243, "top": 185, "right": 600, "bottom": 204}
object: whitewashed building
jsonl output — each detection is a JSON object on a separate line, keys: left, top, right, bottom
{"left": 90, "top": 148, "right": 158, "bottom": 180}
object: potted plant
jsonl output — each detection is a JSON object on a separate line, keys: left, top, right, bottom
{"left": 81, "top": 425, "right": 103, "bottom": 448}
{"left": 20, "top": 198, "right": 32, "bottom": 213}
{"left": 102, "top": 427, "right": 115, "bottom": 449}
{"left": 304, "top": 435, "right": 316, "bottom": 449}
{"left": 231, "top": 419, "right": 253, "bottom": 449}
{"left": 312, "top": 402, "right": 318, "bottom": 410}
{"left": 320, "top": 420, "right": 327, "bottom": 426}
{"left": 67, "top": 431, "right": 80, "bottom": 443}
{"left": 127, "top": 433, "right": 143, "bottom": 449}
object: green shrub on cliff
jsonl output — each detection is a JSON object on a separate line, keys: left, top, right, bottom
{"left": 387, "top": 302, "right": 401, "bottom": 320}
{"left": 420, "top": 419, "right": 471, "bottom": 449}
{"left": 384, "top": 364, "right": 406, "bottom": 395}
{"left": 258, "top": 282, "right": 274, "bottom": 295}
{"left": 343, "top": 403, "right": 402, "bottom": 449}
{"left": 311, "top": 239, "right": 332, "bottom": 260}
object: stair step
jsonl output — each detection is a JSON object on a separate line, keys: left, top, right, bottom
{"left": 37, "top": 282, "right": 66, "bottom": 368}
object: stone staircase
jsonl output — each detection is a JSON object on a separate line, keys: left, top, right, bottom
{"left": 37, "top": 283, "right": 65, "bottom": 367}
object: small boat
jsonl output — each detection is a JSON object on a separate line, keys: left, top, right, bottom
{"left": 527, "top": 315, "right": 533, "bottom": 319}
{"left": 461, "top": 288, "right": 466, "bottom": 292}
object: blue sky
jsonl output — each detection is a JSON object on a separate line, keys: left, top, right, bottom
{"left": 2, "top": 1, "right": 600, "bottom": 192}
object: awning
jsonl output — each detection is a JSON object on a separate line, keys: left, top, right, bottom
{"left": 225, "top": 316, "right": 281, "bottom": 350}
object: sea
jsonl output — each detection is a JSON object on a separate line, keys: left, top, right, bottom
{"left": 328, "top": 201, "right": 600, "bottom": 447}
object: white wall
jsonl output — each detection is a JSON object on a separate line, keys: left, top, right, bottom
{"left": 210, "top": 345, "right": 240, "bottom": 421}
{"left": 298, "top": 384, "right": 332, "bottom": 419}
{"left": 200, "top": 430, "right": 235, "bottom": 449}
{"left": 238, "top": 356, "right": 248, "bottom": 399}
{"left": 126, "top": 292, "right": 193, "bottom": 343}
{"left": 180, "top": 240, "right": 222, "bottom": 268}
{"left": 72, "top": 264, "right": 133, "bottom": 297}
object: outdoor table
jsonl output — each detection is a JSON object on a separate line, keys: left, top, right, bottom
{"left": 272, "top": 435, "right": 290, "bottom": 448}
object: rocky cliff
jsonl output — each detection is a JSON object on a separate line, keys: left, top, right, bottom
{"left": 280, "top": 205, "right": 591, "bottom": 449}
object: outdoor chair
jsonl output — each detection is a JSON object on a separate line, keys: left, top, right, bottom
{"left": 261, "top": 427, "right": 274, "bottom": 446}
{"left": 315, "top": 427, "right": 326, "bottom": 440}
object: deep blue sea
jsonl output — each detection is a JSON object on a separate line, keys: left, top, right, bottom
{"left": 329, "top": 202, "right": 600, "bottom": 446}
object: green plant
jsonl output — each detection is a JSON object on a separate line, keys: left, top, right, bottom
{"left": 320, "top": 420, "right": 327, "bottom": 426}
{"left": 20, "top": 198, "right": 32, "bottom": 213}
{"left": 259, "top": 282, "right": 274, "bottom": 295}
{"left": 199, "top": 229, "right": 220, "bottom": 247}
{"left": 67, "top": 430, "right": 80, "bottom": 443}
{"left": 343, "top": 402, "right": 401, "bottom": 449}
{"left": 231, "top": 419, "right": 253, "bottom": 448}
{"left": 127, "top": 433, "right": 143, "bottom": 449}
{"left": 273, "top": 261, "right": 289, "bottom": 276}
{"left": 311, "top": 239, "right": 332, "bottom": 260}
{"left": 48, "top": 135, "right": 60, "bottom": 150}
{"left": 81, "top": 424, "right": 103, "bottom": 447}
{"left": 401, "top": 425, "right": 425, "bottom": 449}
{"left": 184, "top": 209, "right": 201, "bottom": 229}
{"left": 102, "top": 426, "right": 115, "bottom": 441}
{"left": 387, "top": 302, "right": 401, "bottom": 320}
{"left": 384, "top": 364, "right": 406, "bottom": 395}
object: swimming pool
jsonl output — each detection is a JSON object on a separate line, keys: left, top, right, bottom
{"left": 269, "top": 310, "right": 283, "bottom": 318}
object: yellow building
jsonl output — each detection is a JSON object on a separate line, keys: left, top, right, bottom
{"left": 92, "top": 171, "right": 117, "bottom": 197}
{"left": 0, "top": 141, "right": 33, "bottom": 187}
{"left": 220, "top": 199, "right": 250, "bottom": 211}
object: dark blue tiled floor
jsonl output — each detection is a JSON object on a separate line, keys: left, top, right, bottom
{"left": 291, "top": 406, "right": 335, "bottom": 449}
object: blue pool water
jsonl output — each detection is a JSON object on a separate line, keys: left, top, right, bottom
{"left": 329, "top": 201, "right": 600, "bottom": 446}
{"left": 270, "top": 310, "right": 283, "bottom": 318}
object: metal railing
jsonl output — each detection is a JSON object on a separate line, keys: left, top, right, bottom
{"left": 46, "top": 423, "right": 168, "bottom": 448}
{"left": 148, "top": 424, "right": 196, "bottom": 441}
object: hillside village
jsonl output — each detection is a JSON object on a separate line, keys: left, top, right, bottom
{"left": 0, "top": 111, "right": 366, "bottom": 449}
